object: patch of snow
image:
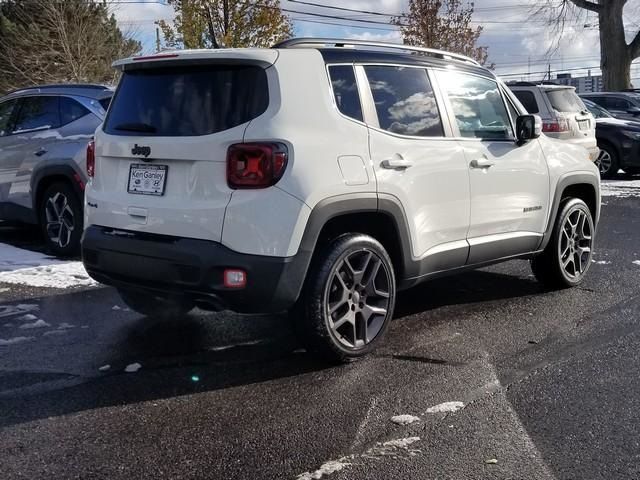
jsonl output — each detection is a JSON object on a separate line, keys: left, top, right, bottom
{"left": 0, "top": 336, "right": 34, "bottom": 345}
{"left": 381, "top": 437, "right": 421, "bottom": 449}
{"left": 98, "top": 364, "right": 111, "bottom": 372}
{"left": 601, "top": 180, "right": 640, "bottom": 198}
{"left": 592, "top": 260, "right": 611, "bottom": 265}
{"left": 633, "top": 260, "right": 640, "bottom": 266}
{"left": 112, "top": 305, "right": 121, "bottom": 311}
{"left": 0, "top": 243, "right": 61, "bottom": 271}
{"left": 16, "top": 304, "right": 39, "bottom": 311}
{"left": 124, "top": 362, "right": 142, "bottom": 373}
{"left": 0, "top": 262, "right": 97, "bottom": 288}
{"left": 16, "top": 313, "right": 38, "bottom": 322}
{"left": 296, "top": 459, "right": 351, "bottom": 480}
{"left": 57, "top": 323, "right": 75, "bottom": 329}
{"left": 43, "top": 330, "right": 66, "bottom": 336}
{"left": 426, "top": 401, "right": 465, "bottom": 414}
{"left": 390, "top": 414, "right": 421, "bottom": 425}
{"left": 0, "top": 287, "right": 9, "bottom": 293}
{"left": 19, "top": 319, "right": 50, "bottom": 329}
{"left": 0, "top": 304, "right": 39, "bottom": 319}
{"left": 3, "top": 323, "right": 13, "bottom": 327}
{"left": 80, "top": 325, "right": 89, "bottom": 329}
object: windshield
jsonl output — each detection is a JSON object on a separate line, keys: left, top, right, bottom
{"left": 546, "top": 88, "right": 587, "bottom": 113}
{"left": 104, "top": 64, "right": 268, "bottom": 136}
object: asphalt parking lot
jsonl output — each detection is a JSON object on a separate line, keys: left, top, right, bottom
{"left": 0, "top": 179, "right": 639, "bottom": 480}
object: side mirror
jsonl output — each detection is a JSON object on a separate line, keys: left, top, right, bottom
{"left": 627, "top": 106, "right": 640, "bottom": 116}
{"left": 516, "top": 114, "right": 541, "bottom": 144}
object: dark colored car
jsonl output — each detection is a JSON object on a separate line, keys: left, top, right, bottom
{"left": 581, "top": 92, "right": 640, "bottom": 122}
{"left": 583, "top": 98, "right": 640, "bottom": 179}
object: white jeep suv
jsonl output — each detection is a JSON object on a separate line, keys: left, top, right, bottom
{"left": 82, "top": 39, "right": 600, "bottom": 362}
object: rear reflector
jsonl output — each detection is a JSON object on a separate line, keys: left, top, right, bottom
{"left": 227, "top": 143, "right": 288, "bottom": 189}
{"left": 224, "top": 269, "right": 247, "bottom": 289}
{"left": 86, "top": 140, "right": 95, "bottom": 178}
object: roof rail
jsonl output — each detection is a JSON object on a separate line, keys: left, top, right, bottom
{"left": 6, "top": 83, "right": 111, "bottom": 96}
{"left": 272, "top": 37, "right": 481, "bottom": 67}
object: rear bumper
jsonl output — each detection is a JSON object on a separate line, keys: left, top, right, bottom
{"left": 81, "top": 225, "right": 309, "bottom": 313}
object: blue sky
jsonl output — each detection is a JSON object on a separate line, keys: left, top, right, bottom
{"left": 111, "top": 0, "right": 640, "bottom": 84}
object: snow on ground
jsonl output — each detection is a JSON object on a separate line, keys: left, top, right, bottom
{"left": 426, "top": 401, "right": 465, "bottom": 414}
{"left": 601, "top": 179, "right": 640, "bottom": 198}
{"left": 593, "top": 260, "right": 611, "bottom": 265}
{"left": 0, "top": 336, "right": 34, "bottom": 345}
{"left": 124, "top": 362, "right": 142, "bottom": 373}
{"left": 390, "top": 414, "right": 421, "bottom": 425}
{"left": 296, "top": 437, "right": 421, "bottom": 480}
{"left": 0, "top": 243, "right": 97, "bottom": 289}
{"left": 633, "top": 260, "right": 640, "bottom": 266}
{"left": 19, "top": 319, "right": 50, "bottom": 329}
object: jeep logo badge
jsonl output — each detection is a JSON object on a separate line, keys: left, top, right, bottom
{"left": 131, "top": 144, "right": 151, "bottom": 158}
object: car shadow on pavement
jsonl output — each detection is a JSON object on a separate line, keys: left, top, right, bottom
{"left": 394, "top": 267, "right": 542, "bottom": 319}
{"left": 0, "top": 267, "right": 542, "bottom": 430}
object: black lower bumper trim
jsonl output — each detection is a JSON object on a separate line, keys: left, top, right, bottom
{"left": 81, "top": 226, "right": 309, "bottom": 314}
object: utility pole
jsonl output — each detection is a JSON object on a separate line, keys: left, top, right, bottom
{"left": 527, "top": 56, "right": 530, "bottom": 82}
{"left": 548, "top": 64, "right": 551, "bottom": 82}
{"left": 155, "top": 26, "right": 161, "bottom": 53}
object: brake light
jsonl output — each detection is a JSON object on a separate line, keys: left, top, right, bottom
{"left": 86, "top": 141, "right": 95, "bottom": 178}
{"left": 542, "top": 118, "right": 569, "bottom": 133}
{"left": 227, "top": 143, "right": 288, "bottom": 189}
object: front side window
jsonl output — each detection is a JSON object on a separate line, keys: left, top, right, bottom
{"left": 328, "top": 65, "right": 363, "bottom": 122}
{"left": 364, "top": 65, "right": 444, "bottom": 137}
{"left": 13, "top": 96, "right": 60, "bottom": 132}
{"left": 441, "top": 72, "right": 512, "bottom": 140}
{"left": 0, "top": 99, "right": 17, "bottom": 137}
{"left": 604, "top": 97, "right": 631, "bottom": 110}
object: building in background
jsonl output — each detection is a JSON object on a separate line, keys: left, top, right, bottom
{"left": 555, "top": 71, "right": 604, "bottom": 93}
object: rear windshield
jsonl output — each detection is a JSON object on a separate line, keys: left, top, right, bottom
{"left": 104, "top": 64, "right": 268, "bottom": 136}
{"left": 545, "top": 89, "right": 586, "bottom": 113}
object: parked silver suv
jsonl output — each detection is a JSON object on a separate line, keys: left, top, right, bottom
{"left": 0, "top": 84, "right": 112, "bottom": 256}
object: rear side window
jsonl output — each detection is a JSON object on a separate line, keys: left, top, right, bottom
{"left": 364, "top": 66, "right": 444, "bottom": 137}
{"left": 441, "top": 72, "right": 512, "bottom": 140}
{"left": 14, "top": 96, "right": 60, "bottom": 132}
{"left": 545, "top": 89, "right": 585, "bottom": 113}
{"left": 603, "top": 97, "right": 632, "bottom": 110}
{"left": 512, "top": 90, "right": 539, "bottom": 114}
{"left": 0, "top": 99, "right": 17, "bottom": 136}
{"left": 104, "top": 64, "right": 268, "bottom": 136}
{"left": 59, "top": 97, "right": 90, "bottom": 125}
{"left": 328, "top": 65, "right": 363, "bottom": 122}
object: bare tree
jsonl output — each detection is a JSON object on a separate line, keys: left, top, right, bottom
{"left": 0, "top": 0, "right": 141, "bottom": 94}
{"left": 159, "top": 0, "right": 292, "bottom": 49}
{"left": 540, "top": 0, "right": 640, "bottom": 90}
{"left": 393, "top": 0, "right": 490, "bottom": 66}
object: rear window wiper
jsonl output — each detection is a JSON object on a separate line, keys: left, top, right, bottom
{"left": 113, "top": 122, "right": 157, "bottom": 133}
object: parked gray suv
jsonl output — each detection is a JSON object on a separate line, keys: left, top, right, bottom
{"left": 0, "top": 84, "right": 112, "bottom": 256}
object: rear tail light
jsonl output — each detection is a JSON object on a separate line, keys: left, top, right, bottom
{"left": 227, "top": 143, "right": 288, "bottom": 189}
{"left": 542, "top": 118, "right": 569, "bottom": 133}
{"left": 86, "top": 140, "right": 95, "bottom": 178}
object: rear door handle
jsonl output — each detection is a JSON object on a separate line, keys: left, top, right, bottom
{"left": 381, "top": 155, "right": 412, "bottom": 170}
{"left": 34, "top": 148, "right": 47, "bottom": 157}
{"left": 469, "top": 158, "right": 495, "bottom": 169}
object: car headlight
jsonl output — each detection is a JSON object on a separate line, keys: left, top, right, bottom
{"left": 622, "top": 130, "right": 640, "bottom": 140}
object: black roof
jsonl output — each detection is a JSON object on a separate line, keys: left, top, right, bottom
{"left": 318, "top": 48, "right": 495, "bottom": 79}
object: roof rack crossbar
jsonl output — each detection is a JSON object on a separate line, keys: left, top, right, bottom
{"left": 272, "top": 38, "right": 481, "bottom": 67}
{"left": 6, "top": 83, "right": 110, "bottom": 96}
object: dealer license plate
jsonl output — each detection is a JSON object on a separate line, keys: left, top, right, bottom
{"left": 127, "top": 164, "right": 167, "bottom": 196}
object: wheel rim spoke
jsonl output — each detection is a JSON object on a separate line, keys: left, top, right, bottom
{"left": 44, "top": 192, "right": 74, "bottom": 248}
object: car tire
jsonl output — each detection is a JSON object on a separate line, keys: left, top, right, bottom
{"left": 118, "top": 289, "right": 195, "bottom": 318}
{"left": 531, "top": 198, "right": 594, "bottom": 289}
{"left": 39, "top": 182, "right": 83, "bottom": 257}
{"left": 596, "top": 143, "right": 619, "bottom": 179}
{"left": 294, "top": 234, "right": 396, "bottom": 363}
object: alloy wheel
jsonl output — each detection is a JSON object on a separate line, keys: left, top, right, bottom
{"left": 324, "top": 249, "right": 392, "bottom": 349}
{"left": 596, "top": 149, "right": 612, "bottom": 176}
{"left": 558, "top": 207, "right": 592, "bottom": 280}
{"left": 45, "top": 192, "right": 75, "bottom": 248}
